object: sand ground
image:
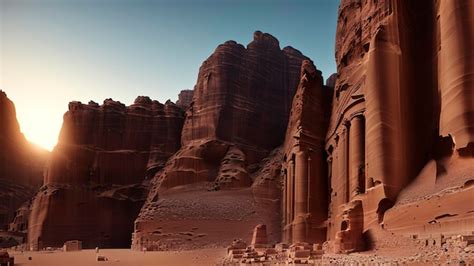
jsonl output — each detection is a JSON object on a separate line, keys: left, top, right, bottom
{"left": 10, "top": 248, "right": 227, "bottom": 266}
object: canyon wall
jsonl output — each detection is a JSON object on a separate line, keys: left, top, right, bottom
{"left": 0, "top": 90, "right": 48, "bottom": 232}
{"left": 27, "top": 97, "right": 184, "bottom": 249}
{"left": 132, "top": 31, "right": 310, "bottom": 251}
{"left": 288, "top": 0, "right": 474, "bottom": 253}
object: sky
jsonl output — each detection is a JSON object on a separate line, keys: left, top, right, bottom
{"left": 0, "top": 0, "right": 339, "bottom": 151}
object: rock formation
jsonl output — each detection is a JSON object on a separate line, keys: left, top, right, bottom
{"left": 251, "top": 224, "right": 268, "bottom": 248}
{"left": 0, "top": 90, "right": 48, "bottom": 232}
{"left": 279, "top": 0, "right": 474, "bottom": 254}
{"left": 132, "top": 31, "right": 310, "bottom": 251}
{"left": 27, "top": 97, "right": 184, "bottom": 249}
{"left": 175, "top": 89, "right": 194, "bottom": 110}
{"left": 4, "top": 1, "right": 472, "bottom": 258}
{"left": 282, "top": 60, "right": 333, "bottom": 244}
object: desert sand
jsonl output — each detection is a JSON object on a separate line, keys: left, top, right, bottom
{"left": 9, "top": 248, "right": 226, "bottom": 266}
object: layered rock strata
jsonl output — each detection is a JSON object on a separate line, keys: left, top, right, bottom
{"left": 132, "top": 31, "right": 309, "bottom": 251}
{"left": 27, "top": 97, "right": 184, "bottom": 249}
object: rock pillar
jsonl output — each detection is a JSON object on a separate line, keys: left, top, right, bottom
{"left": 339, "top": 127, "right": 349, "bottom": 204}
{"left": 283, "top": 169, "right": 288, "bottom": 225}
{"left": 293, "top": 150, "right": 308, "bottom": 243}
{"left": 288, "top": 159, "right": 295, "bottom": 223}
{"left": 349, "top": 116, "right": 365, "bottom": 198}
{"left": 438, "top": 0, "right": 474, "bottom": 149}
{"left": 366, "top": 24, "right": 402, "bottom": 199}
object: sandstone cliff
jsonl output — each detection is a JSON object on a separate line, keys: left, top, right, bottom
{"left": 0, "top": 90, "right": 48, "bottom": 233}
{"left": 27, "top": 97, "right": 184, "bottom": 249}
{"left": 132, "top": 31, "right": 310, "bottom": 251}
{"left": 175, "top": 89, "right": 194, "bottom": 110}
{"left": 281, "top": 60, "right": 334, "bottom": 244}
{"left": 311, "top": 0, "right": 473, "bottom": 253}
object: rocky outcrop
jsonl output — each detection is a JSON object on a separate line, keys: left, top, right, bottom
{"left": 316, "top": 0, "right": 474, "bottom": 254}
{"left": 27, "top": 97, "right": 184, "bottom": 249}
{"left": 176, "top": 89, "right": 194, "bottom": 110}
{"left": 132, "top": 31, "right": 309, "bottom": 251}
{"left": 0, "top": 90, "right": 48, "bottom": 231}
{"left": 281, "top": 60, "right": 333, "bottom": 244}
{"left": 180, "top": 31, "right": 308, "bottom": 150}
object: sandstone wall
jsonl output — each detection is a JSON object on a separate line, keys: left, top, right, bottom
{"left": 176, "top": 89, "right": 194, "bottom": 110}
{"left": 321, "top": 0, "right": 474, "bottom": 253}
{"left": 28, "top": 97, "right": 184, "bottom": 249}
{"left": 281, "top": 60, "right": 333, "bottom": 244}
{"left": 0, "top": 91, "right": 48, "bottom": 231}
{"left": 132, "top": 32, "right": 309, "bottom": 251}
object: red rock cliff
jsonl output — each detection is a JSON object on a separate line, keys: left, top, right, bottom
{"left": 132, "top": 31, "right": 310, "bottom": 251}
{"left": 0, "top": 90, "right": 48, "bottom": 232}
{"left": 27, "top": 97, "right": 184, "bottom": 249}
{"left": 308, "top": 0, "right": 474, "bottom": 253}
{"left": 175, "top": 89, "right": 194, "bottom": 110}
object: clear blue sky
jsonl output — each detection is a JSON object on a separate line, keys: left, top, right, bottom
{"left": 0, "top": 0, "right": 339, "bottom": 150}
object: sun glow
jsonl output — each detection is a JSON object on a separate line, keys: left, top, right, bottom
{"left": 16, "top": 107, "right": 62, "bottom": 151}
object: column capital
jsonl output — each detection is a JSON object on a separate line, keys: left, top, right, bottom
{"left": 343, "top": 118, "right": 351, "bottom": 128}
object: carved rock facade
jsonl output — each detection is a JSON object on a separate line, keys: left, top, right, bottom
{"left": 282, "top": 60, "right": 334, "bottom": 244}
{"left": 281, "top": 0, "right": 474, "bottom": 253}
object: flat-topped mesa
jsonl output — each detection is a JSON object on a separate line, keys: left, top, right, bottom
{"left": 57, "top": 97, "right": 183, "bottom": 156}
{"left": 0, "top": 91, "right": 48, "bottom": 231}
{"left": 28, "top": 95, "right": 184, "bottom": 250}
{"left": 132, "top": 32, "right": 309, "bottom": 251}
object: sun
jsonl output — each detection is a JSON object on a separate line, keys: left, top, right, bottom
{"left": 16, "top": 106, "right": 63, "bottom": 152}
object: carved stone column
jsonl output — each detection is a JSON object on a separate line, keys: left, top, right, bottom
{"left": 292, "top": 150, "right": 308, "bottom": 243}
{"left": 349, "top": 116, "right": 365, "bottom": 198}
{"left": 283, "top": 168, "right": 288, "bottom": 225}
{"left": 339, "top": 126, "right": 349, "bottom": 204}
{"left": 295, "top": 150, "right": 308, "bottom": 216}
{"left": 288, "top": 158, "right": 295, "bottom": 223}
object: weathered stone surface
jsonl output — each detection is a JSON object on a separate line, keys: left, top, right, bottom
{"left": 282, "top": 60, "right": 332, "bottom": 244}
{"left": 251, "top": 224, "right": 268, "bottom": 248}
{"left": 28, "top": 97, "right": 184, "bottom": 249}
{"left": 0, "top": 90, "right": 48, "bottom": 231}
{"left": 175, "top": 89, "right": 194, "bottom": 110}
{"left": 320, "top": 0, "right": 474, "bottom": 254}
{"left": 181, "top": 30, "right": 309, "bottom": 150}
{"left": 132, "top": 32, "right": 309, "bottom": 251}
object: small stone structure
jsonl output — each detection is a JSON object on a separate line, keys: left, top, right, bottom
{"left": 250, "top": 224, "right": 268, "bottom": 248}
{"left": 63, "top": 240, "right": 82, "bottom": 252}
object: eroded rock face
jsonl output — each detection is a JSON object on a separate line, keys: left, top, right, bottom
{"left": 281, "top": 60, "right": 333, "bottom": 244}
{"left": 28, "top": 97, "right": 184, "bottom": 249}
{"left": 132, "top": 32, "right": 309, "bottom": 251}
{"left": 320, "top": 0, "right": 474, "bottom": 253}
{"left": 181, "top": 30, "right": 309, "bottom": 150}
{"left": 0, "top": 90, "right": 48, "bottom": 231}
{"left": 175, "top": 89, "right": 194, "bottom": 110}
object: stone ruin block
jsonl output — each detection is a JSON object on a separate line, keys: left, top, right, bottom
{"left": 275, "top": 243, "right": 289, "bottom": 252}
{"left": 251, "top": 224, "right": 269, "bottom": 249}
{"left": 63, "top": 240, "right": 82, "bottom": 252}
